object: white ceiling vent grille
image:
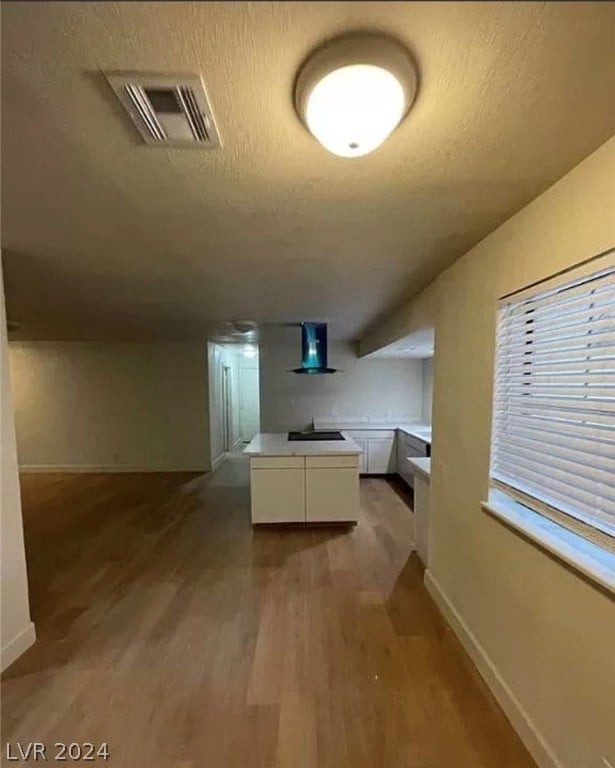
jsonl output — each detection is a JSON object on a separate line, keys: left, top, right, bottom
{"left": 105, "top": 72, "right": 221, "bottom": 148}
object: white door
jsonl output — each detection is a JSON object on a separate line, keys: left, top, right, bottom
{"left": 239, "top": 366, "right": 260, "bottom": 442}
{"left": 222, "top": 365, "right": 232, "bottom": 451}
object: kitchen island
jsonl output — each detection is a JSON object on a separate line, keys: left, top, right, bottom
{"left": 243, "top": 432, "right": 362, "bottom": 524}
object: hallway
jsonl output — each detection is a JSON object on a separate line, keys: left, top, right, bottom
{"left": 2, "top": 458, "right": 534, "bottom": 767}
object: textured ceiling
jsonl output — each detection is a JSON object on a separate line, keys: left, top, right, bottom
{"left": 2, "top": 2, "right": 614, "bottom": 341}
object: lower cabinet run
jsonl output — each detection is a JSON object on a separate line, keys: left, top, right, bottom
{"left": 249, "top": 454, "right": 359, "bottom": 524}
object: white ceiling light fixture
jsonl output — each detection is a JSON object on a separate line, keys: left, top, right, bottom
{"left": 242, "top": 345, "right": 257, "bottom": 359}
{"left": 295, "top": 33, "right": 418, "bottom": 158}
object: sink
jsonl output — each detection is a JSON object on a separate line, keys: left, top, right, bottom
{"left": 288, "top": 430, "right": 345, "bottom": 441}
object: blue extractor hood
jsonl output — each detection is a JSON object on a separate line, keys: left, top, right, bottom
{"left": 291, "top": 322, "right": 339, "bottom": 374}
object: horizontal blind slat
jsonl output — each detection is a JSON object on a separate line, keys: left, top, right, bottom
{"left": 497, "top": 321, "right": 615, "bottom": 349}
{"left": 492, "top": 409, "right": 615, "bottom": 434}
{"left": 502, "top": 268, "right": 615, "bottom": 312}
{"left": 493, "top": 472, "right": 615, "bottom": 538}
{"left": 496, "top": 392, "right": 615, "bottom": 420}
{"left": 491, "top": 420, "right": 615, "bottom": 455}
{"left": 499, "top": 383, "right": 615, "bottom": 398}
{"left": 492, "top": 428, "right": 615, "bottom": 468}
{"left": 512, "top": 289, "right": 615, "bottom": 323}
{"left": 497, "top": 369, "right": 615, "bottom": 380}
{"left": 492, "top": 459, "right": 615, "bottom": 517}
{"left": 496, "top": 344, "right": 615, "bottom": 366}
{"left": 493, "top": 443, "right": 615, "bottom": 495}
{"left": 501, "top": 303, "right": 615, "bottom": 335}
{"left": 503, "top": 288, "right": 615, "bottom": 318}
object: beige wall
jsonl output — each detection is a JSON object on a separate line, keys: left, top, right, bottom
{"left": 260, "top": 325, "right": 423, "bottom": 433}
{"left": 362, "top": 136, "right": 615, "bottom": 768}
{"left": 1, "top": 266, "right": 35, "bottom": 670}
{"left": 9, "top": 343, "right": 210, "bottom": 471}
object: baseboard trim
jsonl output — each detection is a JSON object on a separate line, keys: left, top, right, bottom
{"left": 424, "top": 569, "right": 562, "bottom": 768}
{"left": 211, "top": 454, "right": 227, "bottom": 471}
{"left": 19, "top": 465, "right": 209, "bottom": 474}
{"left": 1, "top": 621, "right": 36, "bottom": 672}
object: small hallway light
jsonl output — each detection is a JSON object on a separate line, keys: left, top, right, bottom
{"left": 295, "top": 32, "right": 418, "bottom": 158}
{"left": 242, "top": 345, "right": 257, "bottom": 359}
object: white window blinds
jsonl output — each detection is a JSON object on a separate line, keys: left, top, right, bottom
{"left": 491, "top": 253, "right": 615, "bottom": 541}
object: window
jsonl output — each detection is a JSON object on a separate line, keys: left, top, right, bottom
{"left": 490, "top": 251, "right": 615, "bottom": 547}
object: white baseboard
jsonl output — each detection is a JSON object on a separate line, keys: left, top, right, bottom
{"left": 424, "top": 569, "right": 562, "bottom": 768}
{"left": 1, "top": 621, "right": 36, "bottom": 672}
{"left": 19, "top": 465, "right": 208, "bottom": 474}
{"left": 211, "top": 453, "right": 227, "bottom": 471}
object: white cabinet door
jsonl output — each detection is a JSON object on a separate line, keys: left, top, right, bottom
{"left": 250, "top": 468, "right": 305, "bottom": 523}
{"left": 367, "top": 438, "right": 396, "bottom": 474}
{"left": 305, "top": 468, "right": 359, "bottom": 523}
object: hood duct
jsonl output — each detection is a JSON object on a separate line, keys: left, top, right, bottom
{"left": 291, "top": 322, "right": 339, "bottom": 374}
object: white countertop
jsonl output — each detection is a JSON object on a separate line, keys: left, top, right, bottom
{"left": 397, "top": 424, "right": 432, "bottom": 442}
{"left": 407, "top": 456, "right": 431, "bottom": 479}
{"left": 243, "top": 432, "right": 362, "bottom": 456}
{"left": 313, "top": 418, "right": 432, "bottom": 443}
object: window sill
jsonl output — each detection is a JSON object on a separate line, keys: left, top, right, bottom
{"left": 482, "top": 489, "right": 615, "bottom": 596}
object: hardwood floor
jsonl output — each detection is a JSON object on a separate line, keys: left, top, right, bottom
{"left": 2, "top": 457, "right": 535, "bottom": 768}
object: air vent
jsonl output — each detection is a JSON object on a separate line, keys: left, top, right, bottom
{"left": 105, "top": 72, "right": 221, "bottom": 148}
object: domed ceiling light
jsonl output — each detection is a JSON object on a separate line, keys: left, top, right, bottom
{"left": 295, "top": 33, "right": 418, "bottom": 158}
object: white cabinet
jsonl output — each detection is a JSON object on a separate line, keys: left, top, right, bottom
{"left": 367, "top": 438, "right": 396, "bottom": 474}
{"left": 306, "top": 467, "right": 359, "bottom": 522}
{"left": 396, "top": 430, "right": 430, "bottom": 489}
{"left": 344, "top": 430, "right": 396, "bottom": 475}
{"left": 397, "top": 435, "right": 413, "bottom": 486}
{"left": 412, "top": 469, "right": 431, "bottom": 566}
{"left": 250, "top": 458, "right": 305, "bottom": 523}
{"left": 249, "top": 454, "right": 359, "bottom": 524}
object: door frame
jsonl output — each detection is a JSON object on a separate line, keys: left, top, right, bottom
{"left": 222, "top": 365, "right": 232, "bottom": 452}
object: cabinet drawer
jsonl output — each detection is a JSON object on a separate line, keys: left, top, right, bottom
{"left": 306, "top": 455, "right": 358, "bottom": 469}
{"left": 250, "top": 456, "right": 304, "bottom": 469}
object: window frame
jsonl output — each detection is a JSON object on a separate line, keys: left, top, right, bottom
{"left": 489, "top": 249, "right": 615, "bottom": 553}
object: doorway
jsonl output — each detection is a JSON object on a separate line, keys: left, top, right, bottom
{"left": 222, "top": 365, "right": 232, "bottom": 452}
{"left": 238, "top": 358, "right": 259, "bottom": 442}
{"left": 208, "top": 342, "right": 260, "bottom": 468}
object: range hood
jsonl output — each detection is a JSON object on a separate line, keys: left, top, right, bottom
{"left": 291, "top": 322, "right": 339, "bottom": 374}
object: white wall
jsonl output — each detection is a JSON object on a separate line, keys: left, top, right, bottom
{"left": 9, "top": 342, "right": 210, "bottom": 471}
{"left": 260, "top": 325, "right": 423, "bottom": 432}
{"left": 361, "top": 136, "right": 615, "bottom": 768}
{"left": 1, "top": 267, "right": 35, "bottom": 670}
{"left": 421, "top": 357, "right": 433, "bottom": 424}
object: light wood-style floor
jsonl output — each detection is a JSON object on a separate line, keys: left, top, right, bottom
{"left": 2, "top": 457, "right": 535, "bottom": 768}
